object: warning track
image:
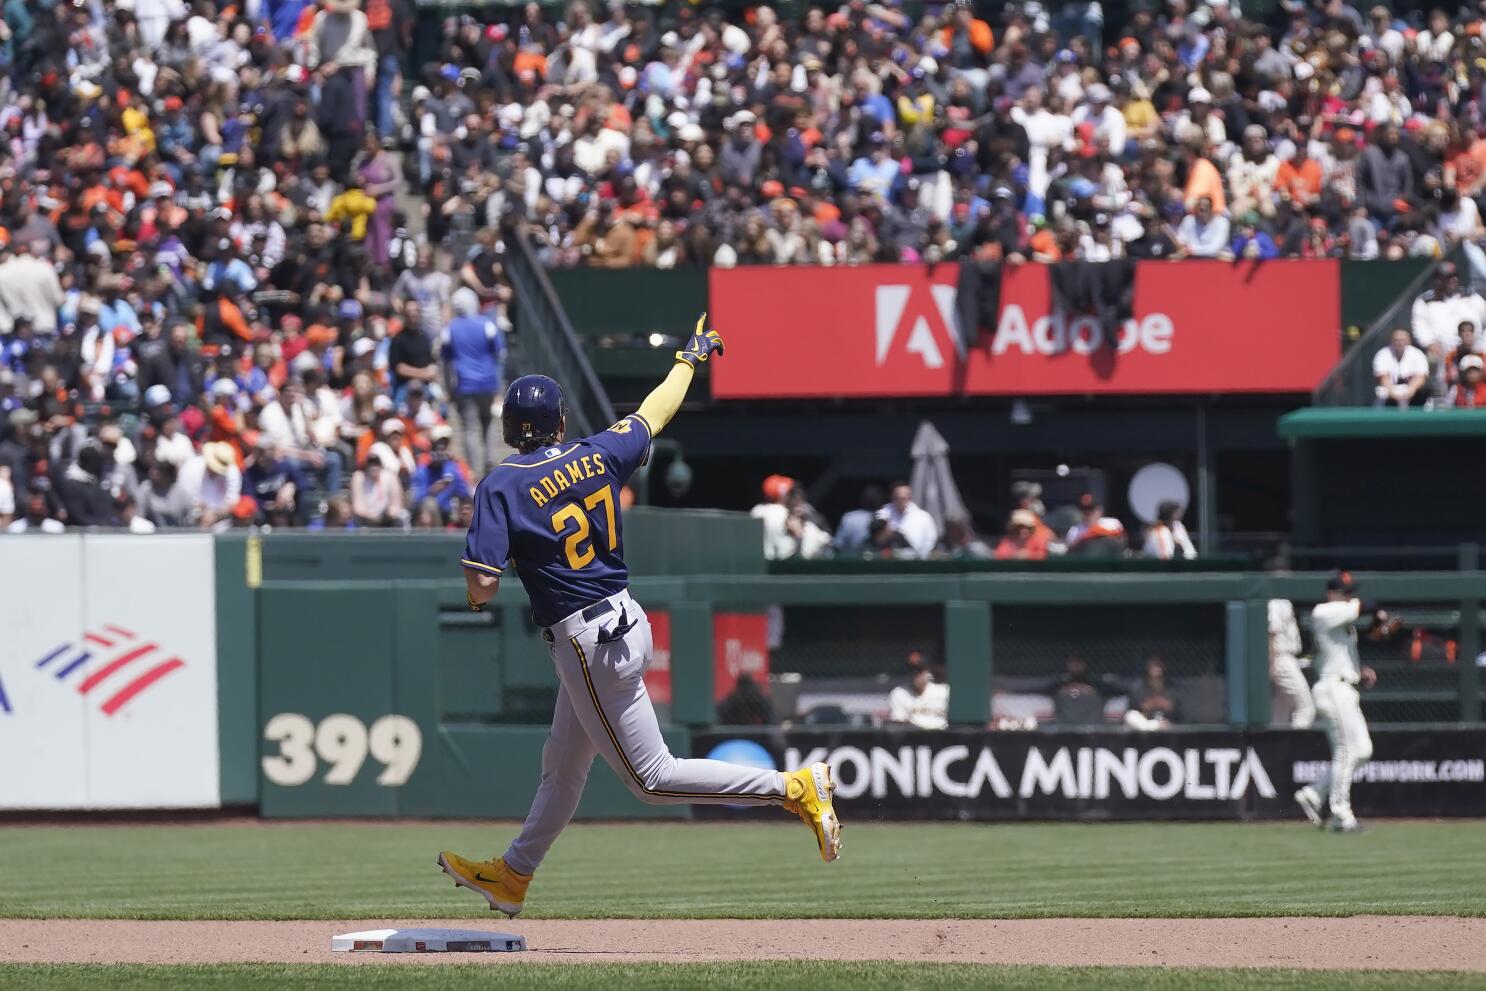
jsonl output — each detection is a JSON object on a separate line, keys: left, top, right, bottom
{"left": 2, "top": 917, "right": 1484, "bottom": 970}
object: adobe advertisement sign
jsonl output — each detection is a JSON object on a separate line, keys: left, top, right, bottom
{"left": 692, "top": 728, "right": 1486, "bottom": 820}
{"left": 709, "top": 261, "right": 1341, "bottom": 398}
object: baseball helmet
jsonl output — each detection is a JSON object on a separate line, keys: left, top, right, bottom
{"left": 502, "top": 374, "right": 566, "bottom": 452}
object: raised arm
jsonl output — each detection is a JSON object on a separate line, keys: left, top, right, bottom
{"left": 636, "top": 312, "right": 725, "bottom": 437}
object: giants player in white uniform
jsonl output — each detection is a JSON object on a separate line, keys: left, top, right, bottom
{"left": 1295, "top": 572, "right": 1377, "bottom": 832}
{"left": 1269, "top": 597, "right": 1314, "bottom": 727}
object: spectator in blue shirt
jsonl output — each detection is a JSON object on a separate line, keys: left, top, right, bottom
{"left": 97, "top": 276, "right": 141, "bottom": 339}
{"left": 1231, "top": 214, "right": 1280, "bottom": 260}
{"left": 849, "top": 133, "right": 899, "bottom": 200}
{"left": 203, "top": 239, "right": 257, "bottom": 295}
{"left": 410, "top": 424, "right": 472, "bottom": 518}
{"left": 440, "top": 287, "right": 506, "bottom": 477}
{"left": 243, "top": 437, "right": 309, "bottom": 526}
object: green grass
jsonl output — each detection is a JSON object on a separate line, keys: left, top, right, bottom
{"left": 1, "top": 821, "right": 1482, "bottom": 920}
{"left": 2, "top": 963, "right": 1483, "bottom": 991}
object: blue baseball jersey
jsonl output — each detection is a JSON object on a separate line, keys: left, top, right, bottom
{"left": 462, "top": 412, "right": 653, "bottom": 627}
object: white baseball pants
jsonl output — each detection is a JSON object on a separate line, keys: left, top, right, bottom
{"left": 503, "top": 590, "right": 785, "bottom": 875}
{"left": 1273, "top": 655, "right": 1315, "bottom": 728}
{"left": 1310, "top": 676, "right": 1373, "bottom": 824}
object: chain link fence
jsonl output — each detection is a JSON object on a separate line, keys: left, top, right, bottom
{"left": 1344, "top": 602, "right": 1478, "bottom": 724}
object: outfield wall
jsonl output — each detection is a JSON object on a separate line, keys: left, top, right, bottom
{"left": 2, "top": 531, "right": 1483, "bottom": 817}
{"left": 694, "top": 728, "right": 1486, "bottom": 821}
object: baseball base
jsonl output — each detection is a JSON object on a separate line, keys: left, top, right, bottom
{"left": 330, "top": 928, "right": 527, "bottom": 953}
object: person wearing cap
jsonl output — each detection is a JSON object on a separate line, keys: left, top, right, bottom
{"left": 751, "top": 474, "right": 801, "bottom": 560}
{"left": 1174, "top": 86, "right": 1226, "bottom": 153}
{"left": 179, "top": 440, "right": 243, "bottom": 528}
{"left": 409, "top": 423, "right": 471, "bottom": 520}
{"left": 362, "top": 414, "right": 414, "bottom": 476}
{"left": 1072, "top": 83, "right": 1127, "bottom": 157}
{"left": 1295, "top": 572, "right": 1378, "bottom": 833}
{"left": 243, "top": 435, "right": 308, "bottom": 526}
{"left": 1372, "top": 327, "right": 1429, "bottom": 408}
{"left": 1447, "top": 354, "right": 1486, "bottom": 406}
{"left": 994, "top": 507, "right": 1051, "bottom": 560}
{"left": 1065, "top": 493, "right": 1127, "bottom": 556}
{"left": 887, "top": 653, "right": 950, "bottom": 730}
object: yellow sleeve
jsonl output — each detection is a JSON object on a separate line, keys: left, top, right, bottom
{"left": 635, "top": 362, "right": 695, "bottom": 437}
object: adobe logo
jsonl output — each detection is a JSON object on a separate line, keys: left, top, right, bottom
{"left": 874, "top": 284, "right": 961, "bottom": 369}
{"left": 992, "top": 305, "right": 1175, "bottom": 356}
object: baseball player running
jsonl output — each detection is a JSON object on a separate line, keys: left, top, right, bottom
{"left": 438, "top": 314, "right": 841, "bottom": 917}
{"left": 1294, "top": 572, "right": 1377, "bottom": 833}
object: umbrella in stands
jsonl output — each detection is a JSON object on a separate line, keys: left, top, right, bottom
{"left": 909, "top": 420, "right": 968, "bottom": 538}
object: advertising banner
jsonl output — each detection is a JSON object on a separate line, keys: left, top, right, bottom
{"left": 709, "top": 261, "right": 1340, "bottom": 399}
{"left": 644, "top": 611, "right": 770, "bottom": 706}
{"left": 693, "top": 728, "right": 1486, "bottom": 821}
{"left": 0, "top": 535, "right": 221, "bottom": 809}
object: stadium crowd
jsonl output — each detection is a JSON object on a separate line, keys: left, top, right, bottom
{"left": 6, "top": 0, "right": 1486, "bottom": 529}
{"left": 751, "top": 475, "right": 1196, "bottom": 561}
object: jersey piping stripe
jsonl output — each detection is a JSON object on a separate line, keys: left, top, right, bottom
{"left": 460, "top": 559, "right": 504, "bottom": 575}
{"left": 628, "top": 412, "right": 654, "bottom": 438}
{"left": 496, "top": 443, "right": 582, "bottom": 469}
{"left": 570, "top": 634, "right": 780, "bottom": 804}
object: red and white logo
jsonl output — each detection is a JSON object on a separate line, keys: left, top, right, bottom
{"left": 874, "top": 283, "right": 961, "bottom": 368}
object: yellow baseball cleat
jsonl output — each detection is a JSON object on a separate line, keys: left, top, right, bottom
{"left": 436, "top": 852, "right": 532, "bottom": 917}
{"left": 782, "top": 762, "right": 842, "bottom": 862}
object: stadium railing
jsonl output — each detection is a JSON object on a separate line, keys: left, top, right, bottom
{"left": 505, "top": 227, "right": 617, "bottom": 438}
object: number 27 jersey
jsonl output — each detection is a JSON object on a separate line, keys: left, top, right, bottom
{"left": 462, "top": 413, "right": 653, "bottom": 627}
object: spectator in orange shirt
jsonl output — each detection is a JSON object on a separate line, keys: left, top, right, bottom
{"left": 940, "top": 0, "right": 995, "bottom": 69}
{"left": 1448, "top": 355, "right": 1486, "bottom": 406}
{"left": 995, "top": 509, "right": 1051, "bottom": 560}
{"left": 1182, "top": 137, "right": 1226, "bottom": 215}
{"left": 1449, "top": 124, "right": 1486, "bottom": 198}
{"left": 1276, "top": 141, "right": 1323, "bottom": 205}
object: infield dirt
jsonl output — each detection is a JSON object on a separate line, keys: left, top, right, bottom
{"left": 3, "top": 918, "right": 1484, "bottom": 970}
